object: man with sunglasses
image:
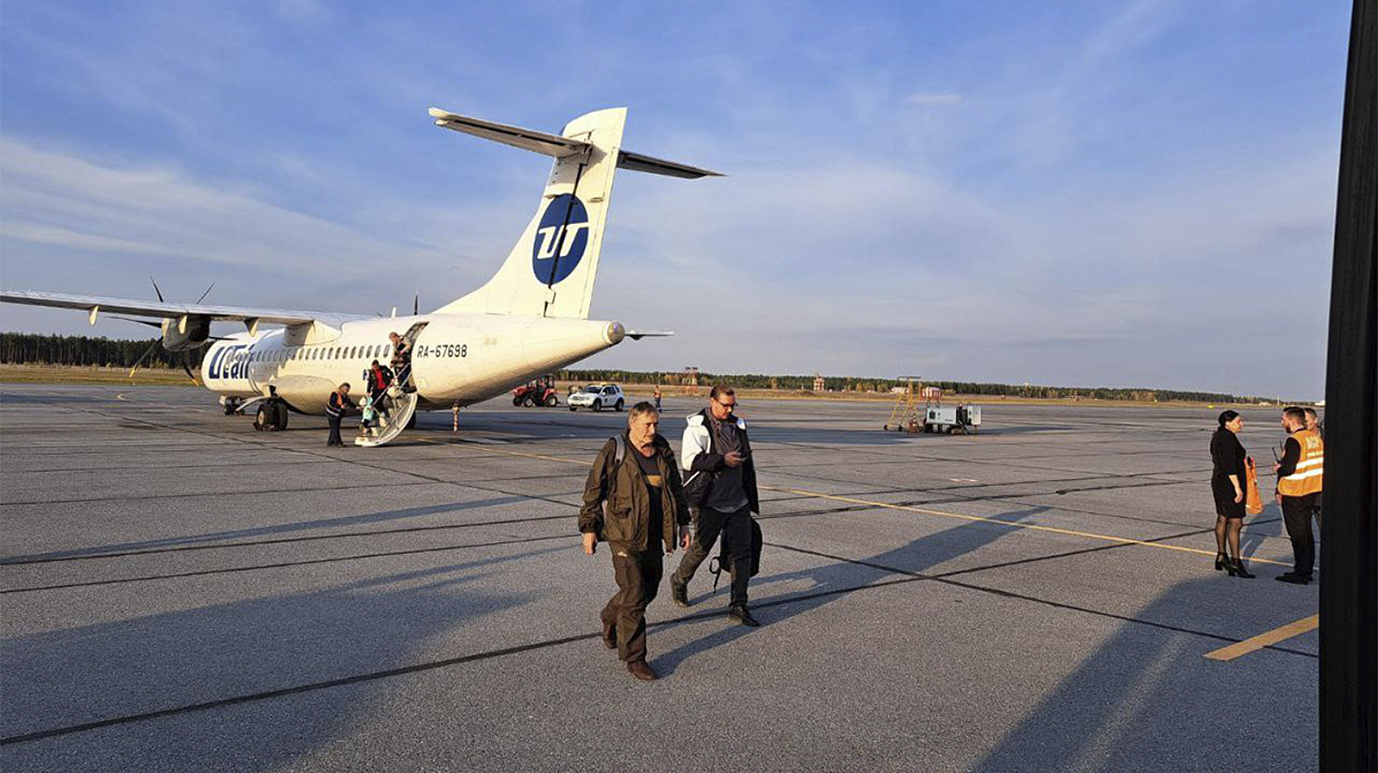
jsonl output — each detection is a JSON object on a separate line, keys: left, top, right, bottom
{"left": 670, "top": 385, "right": 762, "bottom": 626}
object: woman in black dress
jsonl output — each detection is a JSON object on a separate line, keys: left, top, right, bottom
{"left": 1210, "top": 410, "right": 1254, "bottom": 578}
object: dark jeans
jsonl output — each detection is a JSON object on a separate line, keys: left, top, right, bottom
{"left": 327, "top": 415, "right": 344, "bottom": 446}
{"left": 1281, "top": 494, "right": 1319, "bottom": 577}
{"left": 673, "top": 504, "right": 751, "bottom": 607}
{"left": 368, "top": 388, "right": 391, "bottom": 416}
{"left": 601, "top": 549, "right": 662, "bottom": 663}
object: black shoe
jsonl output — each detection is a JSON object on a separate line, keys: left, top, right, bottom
{"left": 670, "top": 580, "right": 690, "bottom": 608}
{"left": 1276, "top": 573, "right": 1311, "bottom": 585}
{"left": 1215, "top": 552, "right": 1227, "bottom": 571}
{"left": 728, "top": 605, "right": 760, "bottom": 627}
{"left": 1230, "top": 558, "right": 1255, "bottom": 579}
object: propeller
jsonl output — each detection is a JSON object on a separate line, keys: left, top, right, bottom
{"left": 112, "top": 317, "right": 163, "bottom": 329}
{"left": 125, "top": 277, "right": 219, "bottom": 383}
{"left": 128, "top": 340, "right": 161, "bottom": 379}
{"left": 414, "top": 294, "right": 419, "bottom": 315}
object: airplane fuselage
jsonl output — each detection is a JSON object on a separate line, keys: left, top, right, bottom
{"left": 202, "top": 313, "right": 626, "bottom": 414}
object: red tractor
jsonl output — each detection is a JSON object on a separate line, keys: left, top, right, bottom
{"left": 512, "top": 375, "right": 559, "bottom": 407}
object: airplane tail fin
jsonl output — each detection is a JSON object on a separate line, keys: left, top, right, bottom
{"left": 429, "top": 108, "right": 720, "bottom": 319}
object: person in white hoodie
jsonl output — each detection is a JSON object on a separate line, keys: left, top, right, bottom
{"left": 669, "top": 385, "right": 762, "bottom": 626}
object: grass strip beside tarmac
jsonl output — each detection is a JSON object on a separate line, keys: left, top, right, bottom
{"left": 0, "top": 365, "right": 198, "bottom": 386}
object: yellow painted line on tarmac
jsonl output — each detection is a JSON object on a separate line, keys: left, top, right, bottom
{"left": 1204, "top": 615, "right": 1319, "bottom": 661}
{"left": 759, "top": 484, "right": 1292, "bottom": 567}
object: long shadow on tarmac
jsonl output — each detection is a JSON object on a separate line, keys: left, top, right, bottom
{"left": 0, "top": 546, "right": 561, "bottom": 768}
{"left": 1240, "top": 501, "right": 1287, "bottom": 561}
{"left": 0, "top": 496, "right": 529, "bottom": 564}
{"left": 651, "top": 506, "right": 1048, "bottom": 676}
{"left": 967, "top": 575, "right": 1318, "bottom": 773}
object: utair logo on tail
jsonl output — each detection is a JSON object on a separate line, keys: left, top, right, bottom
{"left": 532, "top": 193, "right": 589, "bottom": 284}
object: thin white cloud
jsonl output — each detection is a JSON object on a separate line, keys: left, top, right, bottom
{"left": 907, "top": 93, "right": 963, "bottom": 106}
{"left": 0, "top": 138, "right": 468, "bottom": 312}
{"left": 273, "top": 0, "right": 326, "bottom": 23}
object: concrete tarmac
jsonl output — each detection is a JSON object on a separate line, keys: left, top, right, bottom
{"left": 0, "top": 385, "right": 1318, "bottom": 772}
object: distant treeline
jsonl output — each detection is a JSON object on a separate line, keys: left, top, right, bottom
{"left": 557, "top": 368, "right": 1257, "bottom": 404}
{"left": 1, "top": 333, "right": 204, "bottom": 369}
{"left": 2, "top": 333, "right": 1253, "bottom": 402}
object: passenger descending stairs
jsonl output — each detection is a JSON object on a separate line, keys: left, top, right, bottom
{"left": 354, "top": 387, "right": 419, "bottom": 448}
{"left": 355, "top": 320, "right": 427, "bottom": 448}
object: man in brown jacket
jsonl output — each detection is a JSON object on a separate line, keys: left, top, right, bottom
{"left": 580, "top": 402, "right": 691, "bottom": 681}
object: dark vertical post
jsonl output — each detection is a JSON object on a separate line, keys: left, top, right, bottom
{"left": 1322, "top": 1, "right": 1378, "bottom": 771}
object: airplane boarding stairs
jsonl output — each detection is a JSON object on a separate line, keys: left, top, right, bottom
{"left": 355, "top": 322, "right": 427, "bottom": 448}
{"left": 354, "top": 386, "right": 419, "bottom": 447}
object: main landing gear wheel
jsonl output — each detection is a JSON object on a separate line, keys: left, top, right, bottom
{"left": 254, "top": 401, "right": 289, "bottom": 431}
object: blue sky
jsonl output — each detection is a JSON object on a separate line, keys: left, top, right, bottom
{"left": 0, "top": 1, "right": 1350, "bottom": 398}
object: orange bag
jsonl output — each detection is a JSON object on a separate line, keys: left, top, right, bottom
{"left": 1245, "top": 456, "right": 1264, "bottom": 515}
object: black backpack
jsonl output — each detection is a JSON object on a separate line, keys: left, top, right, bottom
{"left": 708, "top": 517, "right": 762, "bottom": 592}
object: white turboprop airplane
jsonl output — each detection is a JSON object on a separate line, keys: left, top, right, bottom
{"left": 1, "top": 107, "right": 720, "bottom": 446}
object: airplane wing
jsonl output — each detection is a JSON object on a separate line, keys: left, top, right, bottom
{"left": 0, "top": 289, "right": 341, "bottom": 328}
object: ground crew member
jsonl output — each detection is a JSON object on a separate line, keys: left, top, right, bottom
{"left": 1303, "top": 406, "right": 1323, "bottom": 528}
{"left": 325, "top": 383, "right": 355, "bottom": 447}
{"left": 1274, "top": 406, "right": 1323, "bottom": 584}
{"left": 670, "top": 385, "right": 762, "bottom": 627}
{"left": 579, "top": 401, "right": 690, "bottom": 681}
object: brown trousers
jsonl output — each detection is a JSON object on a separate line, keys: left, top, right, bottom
{"left": 600, "top": 549, "right": 662, "bottom": 663}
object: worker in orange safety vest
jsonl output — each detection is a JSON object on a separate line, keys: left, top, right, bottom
{"left": 1274, "top": 406, "right": 1324, "bottom": 584}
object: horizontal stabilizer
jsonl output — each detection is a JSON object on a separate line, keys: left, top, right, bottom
{"left": 430, "top": 107, "right": 723, "bottom": 177}
{"left": 617, "top": 151, "right": 722, "bottom": 179}
{"left": 429, "top": 109, "right": 589, "bottom": 158}
{"left": 626, "top": 330, "right": 675, "bottom": 340}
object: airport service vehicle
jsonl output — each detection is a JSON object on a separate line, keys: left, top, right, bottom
{"left": 1, "top": 107, "right": 718, "bottom": 446}
{"left": 513, "top": 376, "right": 559, "bottom": 408}
{"left": 568, "top": 383, "right": 625, "bottom": 412}
{"left": 922, "top": 405, "right": 981, "bottom": 434}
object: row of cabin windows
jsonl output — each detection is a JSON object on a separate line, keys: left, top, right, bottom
{"left": 247, "top": 344, "right": 393, "bottom": 363}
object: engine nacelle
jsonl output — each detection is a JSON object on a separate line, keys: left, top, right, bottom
{"left": 161, "top": 314, "right": 212, "bottom": 352}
